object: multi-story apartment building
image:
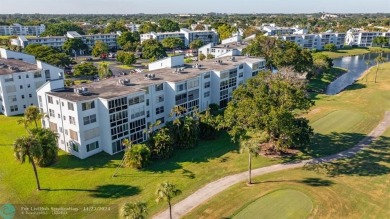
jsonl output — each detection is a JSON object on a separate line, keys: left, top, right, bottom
{"left": 0, "top": 49, "right": 64, "bottom": 116}
{"left": 276, "top": 32, "right": 346, "bottom": 50}
{"left": 10, "top": 31, "right": 119, "bottom": 50}
{"left": 262, "top": 24, "right": 307, "bottom": 36}
{"left": 125, "top": 23, "right": 141, "bottom": 32}
{"left": 37, "top": 55, "right": 266, "bottom": 159}
{"left": 345, "top": 29, "right": 390, "bottom": 47}
{"left": 141, "top": 29, "right": 219, "bottom": 47}
{"left": 0, "top": 23, "right": 46, "bottom": 36}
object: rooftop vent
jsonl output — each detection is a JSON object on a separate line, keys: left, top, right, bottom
{"left": 74, "top": 87, "right": 90, "bottom": 96}
{"left": 119, "top": 78, "right": 131, "bottom": 86}
{"left": 144, "top": 74, "right": 156, "bottom": 79}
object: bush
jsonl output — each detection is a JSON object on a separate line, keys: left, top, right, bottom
{"left": 124, "top": 144, "right": 151, "bottom": 169}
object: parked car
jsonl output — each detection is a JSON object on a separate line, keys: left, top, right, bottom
{"left": 86, "top": 57, "right": 93, "bottom": 61}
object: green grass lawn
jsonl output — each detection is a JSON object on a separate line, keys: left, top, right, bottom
{"left": 232, "top": 189, "right": 313, "bottom": 219}
{"left": 116, "top": 65, "right": 135, "bottom": 70}
{"left": 318, "top": 47, "right": 390, "bottom": 59}
{"left": 308, "top": 67, "right": 347, "bottom": 95}
{"left": 184, "top": 127, "right": 390, "bottom": 219}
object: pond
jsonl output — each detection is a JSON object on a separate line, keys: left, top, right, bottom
{"left": 326, "top": 53, "right": 390, "bottom": 95}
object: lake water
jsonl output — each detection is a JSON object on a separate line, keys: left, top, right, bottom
{"left": 326, "top": 53, "right": 390, "bottom": 95}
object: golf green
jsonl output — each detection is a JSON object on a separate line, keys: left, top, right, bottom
{"left": 232, "top": 189, "right": 313, "bottom": 219}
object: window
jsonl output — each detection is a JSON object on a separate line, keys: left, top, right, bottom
{"left": 69, "top": 129, "right": 78, "bottom": 141}
{"left": 69, "top": 116, "right": 76, "bottom": 125}
{"left": 146, "top": 99, "right": 149, "bottom": 106}
{"left": 18, "top": 75, "right": 21, "bottom": 79}
{"left": 156, "top": 106, "right": 164, "bottom": 115}
{"left": 29, "top": 94, "right": 32, "bottom": 98}
{"left": 68, "top": 102, "right": 74, "bottom": 111}
{"left": 176, "top": 83, "right": 187, "bottom": 92}
{"left": 82, "top": 101, "right": 95, "bottom": 111}
{"left": 156, "top": 95, "right": 164, "bottom": 103}
{"left": 45, "top": 69, "right": 51, "bottom": 79}
{"left": 188, "top": 80, "right": 199, "bottom": 89}
{"left": 204, "top": 91, "right": 210, "bottom": 97}
{"left": 4, "top": 75, "right": 13, "bottom": 82}
{"left": 128, "top": 95, "right": 145, "bottom": 106}
{"left": 131, "top": 107, "right": 145, "bottom": 119}
{"left": 86, "top": 141, "right": 99, "bottom": 152}
{"left": 156, "top": 117, "right": 165, "bottom": 124}
{"left": 239, "top": 72, "right": 244, "bottom": 78}
{"left": 83, "top": 114, "right": 97, "bottom": 125}
{"left": 204, "top": 82, "right": 210, "bottom": 88}
{"left": 70, "top": 142, "right": 78, "bottom": 152}
{"left": 26, "top": 74, "right": 29, "bottom": 78}
{"left": 48, "top": 96, "right": 53, "bottom": 104}
{"left": 10, "top": 105, "right": 18, "bottom": 112}
{"left": 63, "top": 116, "right": 66, "bottom": 120}
{"left": 204, "top": 72, "right": 210, "bottom": 79}
{"left": 34, "top": 71, "right": 42, "bottom": 78}
{"left": 155, "top": 83, "right": 164, "bottom": 92}
{"left": 21, "top": 95, "right": 25, "bottom": 99}
{"left": 49, "top": 109, "right": 55, "bottom": 117}
{"left": 20, "top": 85, "right": 23, "bottom": 89}
{"left": 57, "top": 114, "right": 60, "bottom": 118}
{"left": 27, "top": 84, "right": 31, "bottom": 88}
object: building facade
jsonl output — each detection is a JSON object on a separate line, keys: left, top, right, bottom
{"left": 0, "top": 49, "right": 64, "bottom": 116}
{"left": 37, "top": 55, "right": 265, "bottom": 159}
{"left": 345, "top": 29, "right": 390, "bottom": 47}
{"left": 276, "top": 32, "right": 346, "bottom": 50}
{"left": 0, "top": 23, "right": 46, "bottom": 36}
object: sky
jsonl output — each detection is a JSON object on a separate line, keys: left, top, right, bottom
{"left": 0, "top": 0, "right": 389, "bottom": 14}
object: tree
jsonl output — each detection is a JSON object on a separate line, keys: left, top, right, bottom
{"left": 18, "top": 106, "right": 45, "bottom": 129}
{"left": 24, "top": 44, "right": 74, "bottom": 67}
{"left": 104, "top": 21, "right": 127, "bottom": 33}
{"left": 161, "top": 37, "right": 184, "bottom": 54}
{"left": 98, "top": 62, "right": 112, "bottom": 78}
{"left": 30, "top": 128, "right": 59, "bottom": 167}
{"left": 374, "top": 55, "right": 387, "bottom": 83}
{"left": 194, "top": 24, "right": 205, "bottom": 31}
{"left": 122, "top": 201, "right": 148, "bottom": 219}
{"left": 159, "top": 19, "right": 180, "bottom": 32}
{"left": 224, "top": 71, "right": 313, "bottom": 153}
{"left": 206, "top": 54, "right": 215, "bottom": 60}
{"left": 312, "top": 53, "right": 333, "bottom": 76}
{"left": 242, "top": 35, "right": 278, "bottom": 70}
{"left": 41, "top": 22, "right": 84, "bottom": 36}
{"left": 123, "top": 142, "right": 151, "bottom": 169}
{"left": 141, "top": 39, "right": 167, "bottom": 61}
{"left": 92, "top": 40, "right": 109, "bottom": 57}
{"left": 14, "top": 135, "right": 42, "bottom": 190}
{"left": 243, "top": 26, "right": 261, "bottom": 38}
{"left": 139, "top": 22, "right": 158, "bottom": 34}
{"left": 73, "top": 62, "right": 98, "bottom": 77}
{"left": 199, "top": 53, "right": 206, "bottom": 61}
{"left": 63, "top": 38, "right": 88, "bottom": 56}
{"left": 189, "top": 39, "right": 204, "bottom": 50}
{"left": 117, "top": 31, "right": 139, "bottom": 48}
{"left": 324, "top": 43, "right": 337, "bottom": 52}
{"left": 240, "top": 138, "right": 261, "bottom": 184}
{"left": 216, "top": 24, "right": 237, "bottom": 40}
{"left": 272, "top": 41, "right": 313, "bottom": 73}
{"left": 156, "top": 182, "right": 182, "bottom": 219}
{"left": 147, "top": 122, "right": 174, "bottom": 160}
{"left": 116, "top": 51, "right": 137, "bottom": 66}
{"left": 373, "top": 36, "right": 389, "bottom": 47}
{"left": 199, "top": 108, "right": 222, "bottom": 140}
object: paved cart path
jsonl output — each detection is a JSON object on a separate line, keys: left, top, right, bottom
{"left": 153, "top": 112, "right": 390, "bottom": 219}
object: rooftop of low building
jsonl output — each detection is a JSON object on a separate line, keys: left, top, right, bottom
{"left": 0, "top": 58, "right": 38, "bottom": 75}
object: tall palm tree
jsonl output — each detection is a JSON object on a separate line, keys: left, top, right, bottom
{"left": 374, "top": 55, "right": 387, "bottom": 83}
{"left": 122, "top": 201, "right": 147, "bottom": 219}
{"left": 240, "top": 138, "right": 260, "bottom": 184}
{"left": 156, "top": 182, "right": 182, "bottom": 219}
{"left": 14, "top": 135, "right": 42, "bottom": 190}
{"left": 18, "top": 106, "right": 46, "bottom": 130}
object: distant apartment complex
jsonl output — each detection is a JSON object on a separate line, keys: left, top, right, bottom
{"left": 198, "top": 35, "right": 253, "bottom": 58}
{"left": 261, "top": 24, "right": 308, "bottom": 36}
{"left": 0, "top": 23, "right": 46, "bottom": 36}
{"left": 345, "top": 29, "right": 390, "bottom": 47}
{"left": 125, "top": 23, "right": 141, "bottom": 32}
{"left": 10, "top": 31, "right": 119, "bottom": 51}
{"left": 140, "top": 28, "right": 219, "bottom": 47}
{"left": 37, "top": 55, "right": 265, "bottom": 159}
{"left": 0, "top": 49, "right": 64, "bottom": 116}
{"left": 275, "top": 32, "right": 346, "bottom": 50}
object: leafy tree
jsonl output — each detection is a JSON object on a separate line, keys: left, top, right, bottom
{"left": 156, "top": 182, "right": 182, "bottom": 219}
{"left": 41, "top": 22, "right": 84, "bottom": 36}
{"left": 98, "top": 62, "right": 112, "bottom": 79}
{"left": 216, "top": 24, "right": 237, "bottom": 40}
{"left": 272, "top": 41, "right": 313, "bottom": 73}
{"left": 17, "top": 106, "right": 45, "bottom": 129}
{"left": 243, "top": 26, "right": 261, "bottom": 38}
{"left": 199, "top": 53, "right": 206, "bottom": 61}
{"left": 159, "top": 19, "right": 180, "bottom": 32}
{"left": 224, "top": 71, "right": 314, "bottom": 153}
{"left": 373, "top": 36, "right": 389, "bottom": 47}
{"left": 324, "top": 43, "right": 337, "bottom": 52}
{"left": 92, "top": 40, "right": 109, "bottom": 57}
{"left": 104, "top": 21, "right": 127, "bottom": 33}
{"left": 161, "top": 37, "right": 184, "bottom": 54}
{"left": 242, "top": 35, "right": 277, "bottom": 70}
{"left": 139, "top": 22, "right": 158, "bottom": 33}
{"left": 199, "top": 108, "right": 222, "bottom": 140}
{"left": 189, "top": 39, "right": 204, "bottom": 50}
{"left": 206, "top": 54, "right": 215, "bottom": 60}
{"left": 43, "top": 53, "right": 74, "bottom": 68}
{"left": 374, "top": 55, "right": 387, "bottom": 83}
{"left": 116, "top": 51, "right": 137, "bottom": 66}
{"left": 14, "top": 135, "right": 42, "bottom": 190}
{"left": 30, "top": 128, "right": 59, "bottom": 167}
{"left": 123, "top": 142, "right": 151, "bottom": 169}
{"left": 117, "top": 31, "right": 140, "bottom": 48}
{"left": 194, "top": 24, "right": 205, "bottom": 30}
{"left": 141, "top": 39, "right": 167, "bottom": 61}
{"left": 312, "top": 53, "right": 333, "bottom": 76}
{"left": 24, "top": 44, "right": 74, "bottom": 67}
{"left": 63, "top": 38, "right": 88, "bottom": 55}
{"left": 73, "top": 62, "right": 98, "bottom": 77}
{"left": 122, "top": 201, "right": 148, "bottom": 219}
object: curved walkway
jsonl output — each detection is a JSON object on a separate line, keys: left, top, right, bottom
{"left": 153, "top": 111, "right": 390, "bottom": 219}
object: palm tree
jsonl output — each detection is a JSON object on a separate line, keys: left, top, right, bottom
{"left": 156, "top": 182, "right": 182, "bottom": 219}
{"left": 14, "top": 135, "right": 42, "bottom": 190}
{"left": 18, "top": 106, "right": 46, "bottom": 129}
{"left": 121, "top": 201, "right": 147, "bottom": 219}
{"left": 240, "top": 138, "right": 260, "bottom": 185}
{"left": 30, "top": 128, "right": 59, "bottom": 167}
{"left": 374, "top": 55, "right": 387, "bottom": 83}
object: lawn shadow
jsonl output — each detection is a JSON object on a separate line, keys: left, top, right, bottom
{"left": 252, "top": 177, "right": 335, "bottom": 187}
{"left": 41, "top": 184, "right": 140, "bottom": 199}
{"left": 340, "top": 83, "right": 367, "bottom": 93}
{"left": 49, "top": 152, "right": 121, "bottom": 170}
{"left": 304, "top": 136, "right": 390, "bottom": 177}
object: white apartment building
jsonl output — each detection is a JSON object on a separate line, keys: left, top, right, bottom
{"left": 37, "top": 55, "right": 266, "bottom": 159}
{"left": 345, "top": 29, "right": 390, "bottom": 47}
{"left": 198, "top": 42, "right": 247, "bottom": 58}
{"left": 262, "top": 24, "right": 307, "bottom": 36}
{"left": 276, "top": 32, "right": 346, "bottom": 50}
{"left": 125, "top": 23, "right": 141, "bottom": 32}
{"left": 141, "top": 29, "right": 219, "bottom": 47}
{"left": 0, "top": 23, "right": 46, "bottom": 36}
{"left": 10, "top": 31, "right": 119, "bottom": 50}
{"left": 0, "top": 49, "right": 64, "bottom": 116}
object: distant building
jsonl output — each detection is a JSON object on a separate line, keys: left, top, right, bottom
{"left": 345, "top": 29, "right": 390, "bottom": 47}
{"left": 37, "top": 55, "right": 266, "bottom": 159}
{"left": 275, "top": 32, "right": 346, "bottom": 50}
{"left": 0, "top": 49, "right": 64, "bottom": 116}
{"left": 321, "top": 14, "right": 339, "bottom": 20}
{"left": 0, "top": 23, "right": 46, "bottom": 36}
{"left": 262, "top": 24, "right": 307, "bottom": 36}
{"left": 125, "top": 23, "right": 141, "bottom": 32}
{"left": 140, "top": 29, "right": 219, "bottom": 47}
